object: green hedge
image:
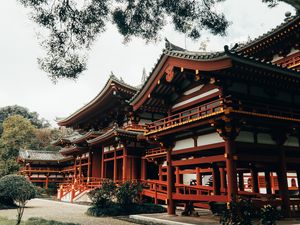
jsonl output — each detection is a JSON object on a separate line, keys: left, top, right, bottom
{"left": 25, "top": 218, "right": 80, "bottom": 225}
{"left": 87, "top": 203, "right": 166, "bottom": 217}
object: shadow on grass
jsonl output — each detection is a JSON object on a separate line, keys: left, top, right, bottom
{"left": 0, "top": 217, "right": 80, "bottom": 225}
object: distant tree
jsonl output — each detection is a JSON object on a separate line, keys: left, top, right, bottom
{"left": 0, "top": 105, "right": 50, "bottom": 135}
{"left": 17, "top": 0, "right": 299, "bottom": 80}
{"left": 0, "top": 175, "right": 36, "bottom": 225}
{"left": 33, "top": 128, "right": 61, "bottom": 151}
{"left": 0, "top": 115, "right": 37, "bottom": 176}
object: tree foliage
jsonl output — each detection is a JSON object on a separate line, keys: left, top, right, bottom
{"left": 17, "top": 0, "right": 300, "bottom": 80}
{"left": 0, "top": 175, "right": 36, "bottom": 225}
{"left": 0, "top": 114, "right": 59, "bottom": 177}
{"left": 0, "top": 105, "right": 49, "bottom": 135}
{"left": 0, "top": 115, "right": 37, "bottom": 176}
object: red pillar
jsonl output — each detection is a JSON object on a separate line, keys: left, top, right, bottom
{"left": 212, "top": 164, "right": 221, "bottom": 195}
{"left": 159, "top": 164, "right": 163, "bottom": 181}
{"left": 277, "top": 150, "right": 291, "bottom": 217}
{"left": 175, "top": 167, "right": 180, "bottom": 194}
{"left": 101, "top": 148, "right": 105, "bottom": 179}
{"left": 114, "top": 149, "right": 117, "bottom": 182}
{"left": 74, "top": 158, "right": 77, "bottom": 179}
{"left": 131, "top": 157, "right": 136, "bottom": 180}
{"left": 45, "top": 175, "right": 49, "bottom": 189}
{"left": 87, "top": 150, "right": 92, "bottom": 179}
{"left": 122, "top": 148, "right": 127, "bottom": 181}
{"left": 225, "top": 139, "right": 238, "bottom": 202}
{"left": 196, "top": 167, "right": 201, "bottom": 185}
{"left": 238, "top": 171, "right": 244, "bottom": 191}
{"left": 79, "top": 156, "right": 82, "bottom": 181}
{"left": 220, "top": 168, "right": 227, "bottom": 194}
{"left": 296, "top": 170, "right": 300, "bottom": 196}
{"left": 251, "top": 167, "right": 259, "bottom": 193}
{"left": 167, "top": 148, "right": 175, "bottom": 215}
{"left": 265, "top": 171, "right": 272, "bottom": 195}
{"left": 141, "top": 158, "right": 147, "bottom": 181}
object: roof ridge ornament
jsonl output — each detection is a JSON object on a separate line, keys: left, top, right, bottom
{"left": 109, "top": 71, "right": 117, "bottom": 80}
{"left": 165, "top": 38, "right": 186, "bottom": 51}
{"left": 224, "top": 43, "right": 239, "bottom": 53}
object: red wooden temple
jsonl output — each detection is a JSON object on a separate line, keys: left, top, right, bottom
{"left": 18, "top": 15, "right": 300, "bottom": 216}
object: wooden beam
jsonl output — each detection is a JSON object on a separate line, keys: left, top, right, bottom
{"left": 172, "top": 155, "right": 225, "bottom": 167}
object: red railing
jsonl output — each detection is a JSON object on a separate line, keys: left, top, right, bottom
{"left": 20, "top": 166, "right": 62, "bottom": 173}
{"left": 145, "top": 147, "right": 167, "bottom": 158}
{"left": 238, "top": 101, "right": 300, "bottom": 120}
{"left": 281, "top": 54, "right": 300, "bottom": 69}
{"left": 175, "top": 184, "right": 213, "bottom": 196}
{"left": 124, "top": 124, "right": 147, "bottom": 131}
{"left": 146, "top": 99, "right": 223, "bottom": 134}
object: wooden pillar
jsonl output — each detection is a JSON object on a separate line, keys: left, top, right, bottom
{"left": 74, "top": 158, "right": 77, "bottom": 178}
{"left": 141, "top": 158, "right": 147, "bottom": 180}
{"left": 167, "top": 148, "right": 175, "bottom": 215}
{"left": 251, "top": 168, "right": 259, "bottom": 193}
{"left": 196, "top": 167, "right": 201, "bottom": 185}
{"left": 122, "top": 148, "right": 127, "bottom": 181}
{"left": 296, "top": 170, "right": 300, "bottom": 196}
{"left": 265, "top": 171, "right": 272, "bottom": 195}
{"left": 101, "top": 148, "right": 105, "bottom": 179}
{"left": 87, "top": 150, "right": 91, "bottom": 179}
{"left": 220, "top": 168, "right": 227, "bottom": 194}
{"left": 114, "top": 149, "right": 117, "bottom": 182}
{"left": 131, "top": 157, "right": 136, "bottom": 180}
{"left": 45, "top": 175, "right": 49, "bottom": 189}
{"left": 277, "top": 149, "right": 291, "bottom": 217}
{"left": 225, "top": 139, "right": 238, "bottom": 202}
{"left": 175, "top": 167, "right": 180, "bottom": 194}
{"left": 159, "top": 164, "right": 163, "bottom": 181}
{"left": 212, "top": 164, "right": 221, "bottom": 195}
{"left": 79, "top": 156, "right": 82, "bottom": 180}
{"left": 238, "top": 171, "right": 244, "bottom": 191}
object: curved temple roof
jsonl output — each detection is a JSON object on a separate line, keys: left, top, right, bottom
{"left": 130, "top": 39, "right": 300, "bottom": 111}
{"left": 236, "top": 15, "right": 300, "bottom": 55}
{"left": 57, "top": 74, "right": 138, "bottom": 127}
{"left": 18, "top": 149, "right": 71, "bottom": 162}
{"left": 88, "top": 127, "right": 142, "bottom": 146}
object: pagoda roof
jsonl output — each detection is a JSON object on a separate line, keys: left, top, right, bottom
{"left": 51, "top": 132, "right": 83, "bottom": 146}
{"left": 88, "top": 127, "right": 142, "bottom": 146}
{"left": 130, "top": 39, "right": 300, "bottom": 111}
{"left": 236, "top": 15, "right": 300, "bottom": 56}
{"left": 18, "top": 149, "right": 71, "bottom": 162}
{"left": 59, "top": 146, "right": 89, "bottom": 156}
{"left": 72, "top": 130, "right": 103, "bottom": 144}
{"left": 57, "top": 74, "right": 138, "bottom": 128}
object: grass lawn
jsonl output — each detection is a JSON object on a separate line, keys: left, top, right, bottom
{"left": 0, "top": 217, "right": 80, "bottom": 225}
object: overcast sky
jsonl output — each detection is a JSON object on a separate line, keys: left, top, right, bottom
{"left": 0, "top": 0, "right": 295, "bottom": 127}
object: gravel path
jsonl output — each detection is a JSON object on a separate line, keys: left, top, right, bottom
{"left": 0, "top": 198, "right": 135, "bottom": 225}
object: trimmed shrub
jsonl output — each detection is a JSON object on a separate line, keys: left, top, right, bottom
{"left": 0, "top": 175, "right": 36, "bottom": 225}
{"left": 260, "top": 205, "right": 280, "bottom": 225}
{"left": 116, "top": 180, "right": 142, "bottom": 207}
{"left": 88, "top": 179, "right": 116, "bottom": 208}
{"left": 87, "top": 180, "right": 166, "bottom": 217}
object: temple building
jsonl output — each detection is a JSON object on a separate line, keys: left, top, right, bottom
{"left": 19, "top": 15, "right": 300, "bottom": 216}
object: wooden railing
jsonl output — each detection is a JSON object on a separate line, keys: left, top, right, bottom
{"left": 58, "top": 177, "right": 103, "bottom": 202}
{"left": 280, "top": 54, "right": 300, "bottom": 69}
{"left": 175, "top": 184, "right": 213, "bottom": 196}
{"left": 238, "top": 101, "right": 300, "bottom": 120}
{"left": 20, "top": 167, "right": 62, "bottom": 173}
{"left": 145, "top": 147, "right": 167, "bottom": 158}
{"left": 124, "top": 124, "right": 147, "bottom": 132}
{"left": 146, "top": 99, "right": 223, "bottom": 134}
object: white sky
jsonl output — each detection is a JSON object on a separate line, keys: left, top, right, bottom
{"left": 0, "top": 0, "right": 295, "bottom": 127}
